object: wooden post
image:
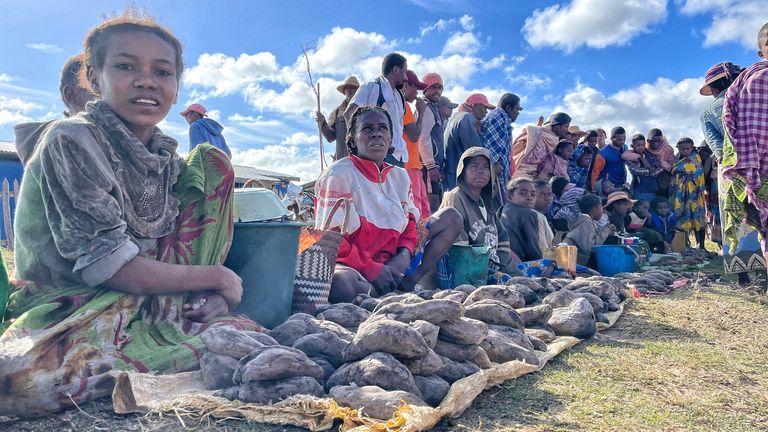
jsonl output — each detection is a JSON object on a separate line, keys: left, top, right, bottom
{"left": 317, "top": 82, "right": 324, "bottom": 171}
{"left": 2, "top": 179, "right": 12, "bottom": 250}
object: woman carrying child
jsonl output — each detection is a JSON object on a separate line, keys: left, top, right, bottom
{"left": 0, "top": 12, "right": 259, "bottom": 416}
{"left": 536, "top": 139, "right": 573, "bottom": 182}
{"left": 671, "top": 137, "right": 707, "bottom": 249}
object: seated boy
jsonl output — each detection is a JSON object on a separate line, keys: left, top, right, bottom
{"left": 565, "top": 193, "right": 614, "bottom": 266}
{"left": 624, "top": 133, "right": 662, "bottom": 202}
{"left": 533, "top": 180, "right": 555, "bottom": 252}
{"left": 651, "top": 197, "right": 677, "bottom": 245}
{"left": 441, "top": 147, "right": 521, "bottom": 276}
{"left": 628, "top": 199, "right": 666, "bottom": 252}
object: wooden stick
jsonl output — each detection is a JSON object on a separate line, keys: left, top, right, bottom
{"left": 317, "top": 82, "right": 324, "bottom": 171}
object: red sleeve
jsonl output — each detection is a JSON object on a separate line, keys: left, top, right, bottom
{"left": 396, "top": 213, "right": 419, "bottom": 254}
{"left": 590, "top": 155, "right": 605, "bottom": 189}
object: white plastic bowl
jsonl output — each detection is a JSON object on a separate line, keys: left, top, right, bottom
{"left": 233, "top": 188, "right": 293, "bottom": 222}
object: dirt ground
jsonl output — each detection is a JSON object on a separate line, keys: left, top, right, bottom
{"left": 2, "top": 255, "right": 767, "bottom": 431}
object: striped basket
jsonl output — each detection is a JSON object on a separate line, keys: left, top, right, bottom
{"left": 291, "top": 198, "right": 349, "bottom": 314}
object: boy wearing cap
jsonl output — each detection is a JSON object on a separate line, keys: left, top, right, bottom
{"left": 180, "top": 103, "right": 231, "bottom": 158}
{"left": 443, "top": 93, "right": 495, "bottom": 190}
{"left": 317, "top": 75, "right": 359, "bottom": 160}
{"left": 437, "top": 96, "right": 458, "bottom": 123}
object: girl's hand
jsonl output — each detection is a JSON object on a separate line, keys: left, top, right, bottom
{"left": 183, "top": 292, "right": 229, "bottom": 322}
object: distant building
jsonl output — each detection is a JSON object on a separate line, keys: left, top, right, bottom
{"left": 0, "top": 140, "right": 23, "bottom": 248}
{"left": 233, "top": 164, "right": 300, "bottom": 189}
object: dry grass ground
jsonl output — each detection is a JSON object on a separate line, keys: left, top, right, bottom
{"left": 1, "top": 252, "right": 767, "bottom": 432}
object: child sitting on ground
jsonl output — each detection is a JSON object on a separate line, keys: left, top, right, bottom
{"left": 565, "top": 193, "right": 614, "bottom": 266}
{"left": 624, "top": 133, "right": 662, "bottom": 202}
{"left": 671, "top": 137, "right": 706, "bottom": 249}
{"left": 603, "top": 191, "right": 636, "bottom": 236}
{"left": 550, "top": 177, "right": 585, "bottom": 233}
{"left": 651, "top": 197, "right": 677, "bottom": 246}
{"left": 533, "top": 180, "right": 555, "bottom": 252}
{"left": 628, "top": 199, "right": 666, "bottom": 253}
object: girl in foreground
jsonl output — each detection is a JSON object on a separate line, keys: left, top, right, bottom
{"left": 0, "top": 12, "right": 259, "bottom": 416}
{"left": 314, "top": 106, "right": 461, "bottom": 301}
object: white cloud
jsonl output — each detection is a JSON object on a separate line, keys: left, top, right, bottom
{"left": 442, "top": 32, "right": 481, "bottom": 55}
{"left": 507, "top": 72, "right": 553, "bottom": 90}
{"left": 0, "top": 96, "right": 43, "bottom": 113}
{"left": 0, "top": 74, "right": 12, "bottom": 83}
{"left": 459, "top": 15, "right": 475, "bottom": 31}
{"left": 419, "top": 18, "right": 456, "bottom": 37}
{"left": 26, "top": 43, "right": 63, "bottom": 54}
{"left": 231, "top": 145, "right": 324, "bottom": 183}
{"left": 552, "top": 77, "right": 710, "bottom": 144}
{"left": 281, "top": 132, "right": 317, "bottom": 146}
{"left": 0, "top": 110, "right": 33, "bottom": 126}
{"left": 481, "top": 55, "right": 507, "bottom": 71}
{"left": 305, "top": 27, "right": 392, "bottom": 76}
{"left": 523, "top": 0, "right": 668, "bottom": 52}
{"left": 405, "top": 0, "right": 471, "bottom": 13}
{"left": 182, "top": 52, "right": 279, "bottom": 97}
{"left": 680, "top": 0, "right": 767, "bottom": 50}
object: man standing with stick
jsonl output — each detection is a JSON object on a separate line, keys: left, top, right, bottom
{"left": 317, "top": 76, "right": 359, "bottom": 161}
{"left": 344, "top": 53, "right": 409, "bottom": 167}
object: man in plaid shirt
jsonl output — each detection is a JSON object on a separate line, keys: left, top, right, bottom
{"left": 481, "top": 93, "right": 522, "bottom": 205}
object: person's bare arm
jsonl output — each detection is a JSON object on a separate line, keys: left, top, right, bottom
{"left": 102, "top": 256, "right": 243, "bottom": 309}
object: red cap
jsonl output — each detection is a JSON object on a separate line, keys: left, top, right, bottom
{"left": 406, "top": 70, "right": 428, "bottom": 91}
{"left": 465, "top": 93, "right": 495, "bottom": 109}
{"left": 180, "top": 103, "right": 207, "bottom": 118}
{"left": 422, "top": 72, "right": 443, "bottom": 89}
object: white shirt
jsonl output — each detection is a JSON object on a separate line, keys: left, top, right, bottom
{"left": 351, "top": 75, "right": 407, "bottom": 162}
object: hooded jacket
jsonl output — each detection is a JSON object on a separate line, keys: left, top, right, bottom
{"left": 190, "top": 118, "right": 231, "bottom": 158}
{"left": 440, "top": 147, "right": 517, "bottom": 273}
{"left": 14, "top": 121, "right": 53, "bottom": 166}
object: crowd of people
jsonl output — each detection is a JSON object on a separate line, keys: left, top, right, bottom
{"left": 1, "top": 7, "right": 767, "bottom": 419}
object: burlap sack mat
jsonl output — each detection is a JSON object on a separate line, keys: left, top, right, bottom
{"left": 113, "top": 302, "right": 625, "bottom": 431}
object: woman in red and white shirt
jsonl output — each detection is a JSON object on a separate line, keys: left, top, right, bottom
{"left": 315, "top": 106, "right": 461, "bottom": 302}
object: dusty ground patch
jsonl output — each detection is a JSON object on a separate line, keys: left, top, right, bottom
{"left": 1, "top": 255, "right": 767, "bottom": 431}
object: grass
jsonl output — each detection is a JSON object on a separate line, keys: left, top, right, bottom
{"left": 1, "top": 251, "right": 767, "bottom": 431}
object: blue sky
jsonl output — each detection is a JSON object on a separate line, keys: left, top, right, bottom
{"left": 1, "top": 0, "right": 766, "bottom": 181}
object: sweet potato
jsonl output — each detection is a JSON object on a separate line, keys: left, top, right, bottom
{"left": 464, "top": 299, "right": 525, "bottom": 329}
{"left": 293, "top": 331, "right": 349, "bottom": 367}
{"left": 233, "top": 345, "right": 324, "bottom": 384}
{"left": 342, "top": 319, "right": 430, "bottom": 362}
{"left": 242, "top": 331, "right": 279, "bottom": 346}
{"left": 309, "top": 357, "right": 336, "bottom": 386}
{"left": 486, "top": 325, "right": 535, "bottom": 352}
{"left": 547, "top": 298, "right": 596, "bottom": 339}
{"left": 524, "top": 327, "right": 556, "bottom": 343}
{"left": 507, "top": 284, "right": 539, "bottom": 305}
{"left": 432, "top": 290, "right": 467, "bottom": 303}
{"left": 413, "top": 375, "right": 451, "bottom": 407}
{"left": 479, "top": 330, "right": 540, "bottom": 365}
{"left": 437, "top": 317, "right": 488, "bottom": 345}
{"left": 528, "top": 335, "right": 547, "bottom": 352}
{"left": 464, "top": 285, "right": 525, "bottom": 308}
{"left": 326, "top": 352, "right": 421, "bottom": 396}
{"left": 399, "top": 349, "right": 443, "bottom": 376}
{"left": 372, "top": 299, "right": 464, "bottom": 324}
{"left": 409, "top": 320, "right": 440, "bottom": 349}
{"left": 200, "top": 326, "right": 263, "bottom": 359}
{"left": 507, "top": 277, "right": 547, "bottom": 295}
{"left": 316, "top": 303, "right": 371, "bottom": 329}
{"left": 516, "top": 304, "right": 553, "bottom": 326}
{"left": 199, "top": 351, "right": 237, "bottom": 390}
{"left": 454, "top": 284, "right": 478, "bottom": 295}
{"left": 470, "top": 347, "right": 492, "bottom": 369}
{"left": 433, "top": 339, "right": 479, "bottom": 362}
{"left": 329, "top": 385, "right": 428, "bottom": 420}
{"left": 267, "top": 313, "right": 354, "bottom": 346}
{"left": 435, "top": 356, "right": 480, "bottom": 384}
{"left": 223, "top": 376, "right": 324, "bottom": 404}
{"left": 373, "top": 293, "right": 423, "bottom": 312}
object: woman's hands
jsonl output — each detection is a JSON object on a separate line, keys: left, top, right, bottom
{"left": 183, "top": 291, "right": 229, "bottom": 322}
{"left": 371, "top": 265, "right": 404, "bottom": 296}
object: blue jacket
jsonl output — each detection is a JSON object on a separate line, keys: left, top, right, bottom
{"left": 651, "top": 212, "right": 677, "bottom": 243}
{"left": 443, "top": 112, "right": 483, "bottom": 190}
{"left": 190, "top": 118, "right": 231, "bottom": 158}
{"left": 597, "top": 145, "right": 627, "bottom": 185}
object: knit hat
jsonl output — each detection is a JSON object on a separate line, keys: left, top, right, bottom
{"left": 699, "top": 62, "right": 742, "bottom": 96}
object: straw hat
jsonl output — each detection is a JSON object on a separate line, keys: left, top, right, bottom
{"left": 604, "top": 191, "right": 637, "bottom": 208}
{"left": 336, "top": 76, "right": 360, "bottom": 94}
{"left": 568, "top": 125, "right": 587, "bottom": 139}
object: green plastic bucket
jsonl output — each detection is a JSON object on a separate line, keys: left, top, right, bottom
{"left": 448, "top": 243, "right": 490, "bottom": 287}
{"left": 224, "top": 220, "right": 302, "bottom": 329}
